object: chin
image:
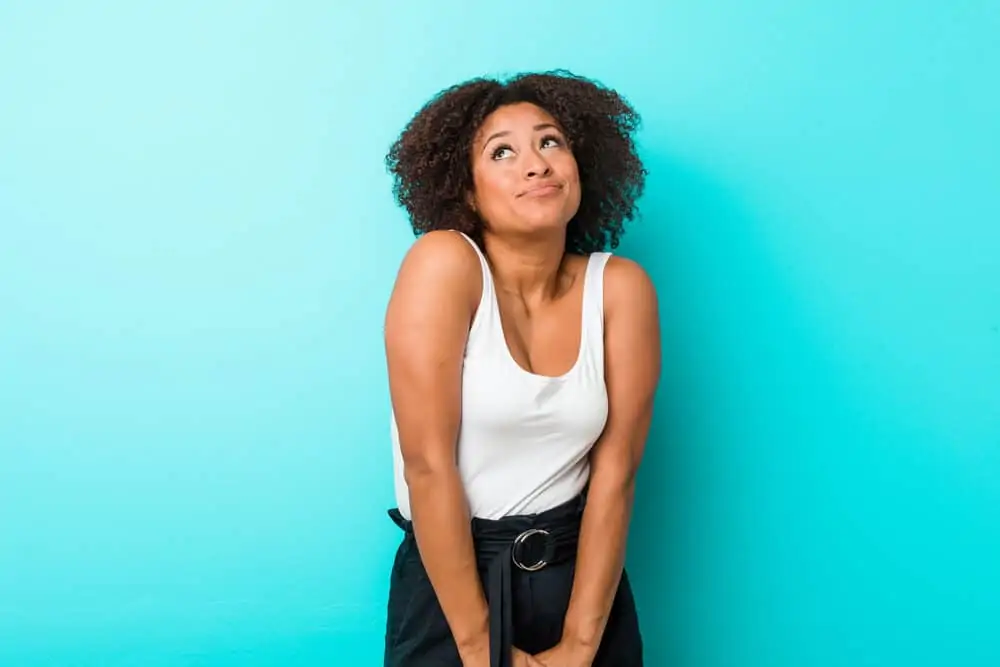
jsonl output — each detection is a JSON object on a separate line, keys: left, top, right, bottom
{"left": 519, "top": 216, "right": 571, "bottom": 237}
{"left": 517, "top": 205, "right": 576, "bottom": 232}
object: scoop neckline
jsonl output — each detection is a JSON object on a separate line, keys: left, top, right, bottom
{"left": 485, "top": 253, "right": 593, "bottom": 382}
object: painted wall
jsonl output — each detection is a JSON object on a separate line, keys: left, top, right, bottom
{"left": 2, "top": 1, "right": 997, "bottom": 665}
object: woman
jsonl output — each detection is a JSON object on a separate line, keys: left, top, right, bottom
{"left": 381, "top": 70, "right": 661, "bottom": 667}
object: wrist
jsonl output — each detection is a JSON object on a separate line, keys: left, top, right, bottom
{"left": 560, "top": 622, "right": 602, "bottom": 662}
{"left": 455, "top": 628, "right": 490, "bottom": 664}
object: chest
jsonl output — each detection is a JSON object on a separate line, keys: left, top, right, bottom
{"left": 459, "top": 351, "right": 609, "bottom": 446}
{"left": 493, "top": 284, "right": 584, "bottom": 378}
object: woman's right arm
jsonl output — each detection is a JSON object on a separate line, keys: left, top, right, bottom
{"left": 383, "top": 231, "right": 490, "bottom": 665}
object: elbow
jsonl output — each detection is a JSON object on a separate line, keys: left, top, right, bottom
{"left": 401, "top": 449, "right": 459, "bottom": 491}
{"left": 589, "top": 456, "right": 639, "bottom": 498}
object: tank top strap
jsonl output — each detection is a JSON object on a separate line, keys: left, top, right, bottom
{"left": 453, "top": 231, "right": 491, "bottom": 281}
{"left": 453, "top": 231, "right": 496, "bottom": 339}
{"left": 580, "top": 251, "right": 612, "bottom": 368}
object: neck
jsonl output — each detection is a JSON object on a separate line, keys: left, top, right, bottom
{"left": 481, "top": 230, "right": 567, "bottom": 300}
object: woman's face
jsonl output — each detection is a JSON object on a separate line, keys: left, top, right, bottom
{"left": 469, "top": 102, "right": 581, "bottom": 241}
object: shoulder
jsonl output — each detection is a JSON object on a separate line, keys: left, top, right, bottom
{"left": 599, "top": 255, "right": 661, "bottom": 396}
{"left": 602, "top": 255, "right": 658, "bottom": 316}
{"left": 397, "top": 230, "right": 482, "bottom": 276}
{"left": 387, "top": 230, "right": 482, "bottom": 318}
{"left": 392, "top": 231, "right": 481, "bottom": 293}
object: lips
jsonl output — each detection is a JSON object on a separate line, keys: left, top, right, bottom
{"left": 519, "top": 183, "right": 562, "bottom": 198}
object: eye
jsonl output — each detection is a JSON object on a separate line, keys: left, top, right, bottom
{"left": 491, "top": 144, "right": 513, "bottom": 160}
{"left": 540, "top": 134, "right": 563, "bottom": 149}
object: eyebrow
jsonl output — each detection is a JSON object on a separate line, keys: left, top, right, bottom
{"left": 481, "top": 123, "right": 562, "bottom": 151}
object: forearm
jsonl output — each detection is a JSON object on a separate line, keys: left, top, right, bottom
{"left": 407, "top": 466, "right": 490, "bottom": 659}
{"left": 561, "top": 469, "right": 636, "bottom": 655}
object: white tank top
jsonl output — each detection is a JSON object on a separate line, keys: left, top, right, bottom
{"left": 391, "top": 232, "right": 612, "bottom": 520}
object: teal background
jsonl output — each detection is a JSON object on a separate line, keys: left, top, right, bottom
{"left": 2, "top": 1, "right": 998, "bottom": 665}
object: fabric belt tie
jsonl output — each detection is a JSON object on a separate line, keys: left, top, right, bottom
{"left": 472, "top": 506, "right": 582, "bottom": 667}
{"left": 388, "top": 495, "right": 584, "bottom": 667}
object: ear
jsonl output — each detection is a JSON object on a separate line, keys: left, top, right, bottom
{"left": 465, "top": 190, "right": 477, "bottom": 213}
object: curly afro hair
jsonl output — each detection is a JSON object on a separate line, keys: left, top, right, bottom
{"left": 385, "top": 70, "right": 647, "bottom": 255}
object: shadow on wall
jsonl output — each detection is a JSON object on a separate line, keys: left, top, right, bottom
{"left": 621, "top": 150, "right": 748, "bottom": 667}
{"left": 620, "top": 149, "right": 857, "bottom": 667}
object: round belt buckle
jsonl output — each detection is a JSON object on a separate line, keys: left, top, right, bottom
{"left": 511, "top": 528, "right": 551, "bottom": 571}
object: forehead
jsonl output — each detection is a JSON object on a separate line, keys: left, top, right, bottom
{"left": 475, "top": 102, "right": 561, "bottom": 144}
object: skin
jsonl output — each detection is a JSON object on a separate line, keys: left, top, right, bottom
{"left": 384, "top": 102, "right": 661, "bottom": 667}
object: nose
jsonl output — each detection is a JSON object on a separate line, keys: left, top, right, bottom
{"left": 523, "top": 148, "right": 552, "bottom": 179}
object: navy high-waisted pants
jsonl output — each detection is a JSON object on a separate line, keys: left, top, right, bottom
{"left": 382, "top": 495, "right": 643, "bottom": 666}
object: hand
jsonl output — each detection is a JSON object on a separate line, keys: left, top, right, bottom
{"left": 459, "top": 641, "right": 491, "bottom": 667}
{"left": 465, "top": 646, "right": 542, "bottom": 667}
{"left": 513, "top": 647, "right": 546, "bottom": 667}
{"left": 531, "top": 640, "right": 594, "bottom": 667}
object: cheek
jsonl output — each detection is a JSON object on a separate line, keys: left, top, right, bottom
{"left": 565, "top": 167, "right": 583, "bottom": 212}
{"left": 474, "top": 169, "right": 515, "bottom": 210}
{"left": 561, "top": 159, "right": 581, "bottom": 192}
{"left": 566, "top": 155, "right": 581, "bottom": 179}
{"left": 555, "top": 153, "right": 580, "bottom": 185}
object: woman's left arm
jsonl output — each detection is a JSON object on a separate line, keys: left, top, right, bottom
{"left": 543, "top": 256, "right": 661, "bottom": 665}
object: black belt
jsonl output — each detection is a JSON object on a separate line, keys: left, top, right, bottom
{"left": 389, "top": 495, "right": 584, "bottom": 667}
{"left": 472, "top": 496, "right": 583, "bottom": 667}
